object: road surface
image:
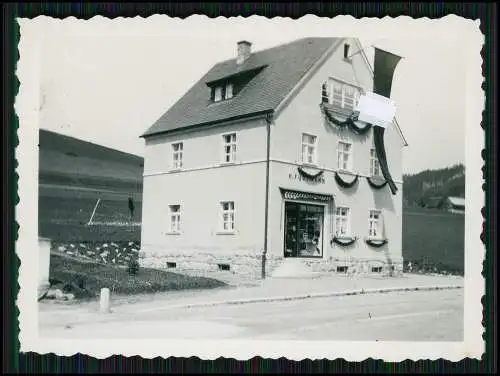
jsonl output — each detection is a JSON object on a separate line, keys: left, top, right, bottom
{"left": 40, "top": 289, "right": 463, "bottom": 341}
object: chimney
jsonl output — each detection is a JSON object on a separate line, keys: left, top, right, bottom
{"left": 236, "top": 40, "right": 252, "bottom": 65}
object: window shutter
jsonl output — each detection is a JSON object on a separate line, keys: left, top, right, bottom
{"left": 210, "top": 87, "right": 215, "bottom": 101}
{"left": 221, "top": 84, "right": 226, "bottom": 100}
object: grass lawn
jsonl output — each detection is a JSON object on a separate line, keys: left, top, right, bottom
{"left": 48, "top": 253, "right": 227, "bottom": 300}
{"left": 402, "top": 209, "right": 465, "bottom": 275}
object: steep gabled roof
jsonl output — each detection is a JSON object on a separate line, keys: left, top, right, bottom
{"left": 142, "top": 38, "right": 339, "bottom": 137}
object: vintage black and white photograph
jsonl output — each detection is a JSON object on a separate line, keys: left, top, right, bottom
{"left": 16, "top": 15, "right": 484, "bottom": 361}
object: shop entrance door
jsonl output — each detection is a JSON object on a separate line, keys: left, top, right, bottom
{"left": 284, "top": 202, "right": 324, "bottom": 258}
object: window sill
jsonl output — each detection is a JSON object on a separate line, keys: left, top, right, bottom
{"left": 165, "top": 232, "right": 182, "bottom": 236}
{"left": 209, "top": 97, "right": 235, "bottom": 106}
{"left": 322, "top": 103, "right": 354, "bottom": 116}
{"left": 169, "top": 168, "right": 184, "bottom": 173}
{"left": 336, "top": 169, "right": 354, "bottom": 175}
{"left": 216, "top": 231, "right": 236, "bottom": 235}
{"left": 335, "top": 235, "right": 356, "bottom": 241}
{"left": 220, "top": 161, "right": 238, "bottom": 167}
{"left": 366, "top": 236, "right": 385, "bottom": 242}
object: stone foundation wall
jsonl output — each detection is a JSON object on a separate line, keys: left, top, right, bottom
{"left": 301, "top": 257, "right": 404, "bottom": 277}
{"left": 140, "top": 247, "right": 269, "bottom": 280}
{"left": 140, "top": 247, "right": 403, "bottom": 280}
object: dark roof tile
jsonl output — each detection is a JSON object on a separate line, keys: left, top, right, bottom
{"left": 142, "top": 37, "right": 339, "bottom": 137}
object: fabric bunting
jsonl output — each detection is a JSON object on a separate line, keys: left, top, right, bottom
{"left": 331, "top": 236, "right": 357, "bottom": 247}
{"left": 321, "top": 104, "right": 372, "bottom": 135}
{"left": 365, "top": 238, "right": 388, "bottom": 248}
{"left": 334, "top": 172, "right": 359, "bottom": 188}
{"left": 297, "top": 167, "right": 324, "bottom": 180}
{"left": 366, "top": 176, "right": 388, "bottom": 189}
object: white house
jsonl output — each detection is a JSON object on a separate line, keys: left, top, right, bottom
{"left": 140, "top": 38, "right": 408, "bottom": 279}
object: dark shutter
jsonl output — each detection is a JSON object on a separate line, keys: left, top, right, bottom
{"left": 210, "top": 87, "right": 215, "bottom": 101}
{"left": 344, "top": 44, "right": 350, "bottom": 59}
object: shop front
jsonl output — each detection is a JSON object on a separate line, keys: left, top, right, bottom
{"left": 279, "top": 188, "right": 333, "bottom": 260}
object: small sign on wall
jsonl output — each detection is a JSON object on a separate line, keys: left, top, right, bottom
{"left": 289, "top": 167, "right": 326, "bottom": 184}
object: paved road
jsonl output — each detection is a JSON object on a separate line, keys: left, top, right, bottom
{"left": 41, "top": 289, "right": 463, "bottom": 341}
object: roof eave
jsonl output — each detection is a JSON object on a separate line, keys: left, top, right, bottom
{"left": 140, "top": 109, "right": 273, "bottom": 139}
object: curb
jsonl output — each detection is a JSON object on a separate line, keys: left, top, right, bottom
{"left": 174, "top": 284, "right": 464, "bottom": 310}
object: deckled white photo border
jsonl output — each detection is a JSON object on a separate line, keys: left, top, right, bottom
{"left": 15, "top": 14, "right": 485, "bottom": 361}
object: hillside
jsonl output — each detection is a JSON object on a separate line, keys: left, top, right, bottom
{"left": 403, "top": 164, "right": 465, "bottom": 207}
{"left": 39, "top": 129, "right": 144, "bottom": 242}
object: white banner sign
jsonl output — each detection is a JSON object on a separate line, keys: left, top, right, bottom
{"left": 355, "top": 92, "right": 396, "bottom": 128}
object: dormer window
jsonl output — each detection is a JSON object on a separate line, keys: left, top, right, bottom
{"left": 212, "top": 82, "right": 234, "bottom": 102}
{"left": 225, "top": 83, "right": 233, "bottom": 99}
{"left": 207, "top": 65, "right": 267, "bottom": 104}
{"left": 214, "top": 86, "right": 223, "bottom": 102}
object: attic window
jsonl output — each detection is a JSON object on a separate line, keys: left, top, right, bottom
{"left": 212, "top": 82, "right": 234, "bottom": 102}
{"left": 343, "top": 44, "right": 351, "bottom": 60}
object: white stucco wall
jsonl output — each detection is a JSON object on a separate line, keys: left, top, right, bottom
{"left": 267, "top": 37, "right": 404, "bottom": 270}
{"left": 141, "top": 118, "right": 268, "bottom": 275}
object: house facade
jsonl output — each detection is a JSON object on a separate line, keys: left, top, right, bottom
{"left": 140, "top": 38, "right": 407, "bottom": 279}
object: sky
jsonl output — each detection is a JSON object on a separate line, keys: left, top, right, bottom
{"left": 38, "top": 17, "right": 467, "bottom": 174}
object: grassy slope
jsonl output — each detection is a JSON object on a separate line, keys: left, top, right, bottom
{"left": 49, "top": 253, "right": 227, "bottom": 299}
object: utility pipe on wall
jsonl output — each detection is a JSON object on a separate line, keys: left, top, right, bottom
{"left": 262, "top": 112, "right": 273, "bottom": 279}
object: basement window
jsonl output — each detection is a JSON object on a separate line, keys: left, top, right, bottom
{"left": 218, "top": 263, "right": 230, "bottom": 271}
{"left": 166, "top": 262, "right": 177, "bottom": 269}
{"left": 337, "top": 266, "right": 348, "bottom": 273}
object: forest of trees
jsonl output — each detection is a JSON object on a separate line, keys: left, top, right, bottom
{"left": 403, "top": 163, "right": 465, "bottom": 208}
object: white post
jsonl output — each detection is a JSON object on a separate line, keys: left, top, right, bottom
{"left": 99, "top": 287, "right": 110, "bottom": 313}
{"left": 87, "top": 198, "right": 101, "bottom": 226}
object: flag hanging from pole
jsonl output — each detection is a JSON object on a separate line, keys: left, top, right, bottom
{"left": 370, "top": 47, "right": 402, "bottom": 195}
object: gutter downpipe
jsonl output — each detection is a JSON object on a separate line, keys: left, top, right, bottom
{"left": 262, "top": 111, "right": 273, "bottom": 279}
